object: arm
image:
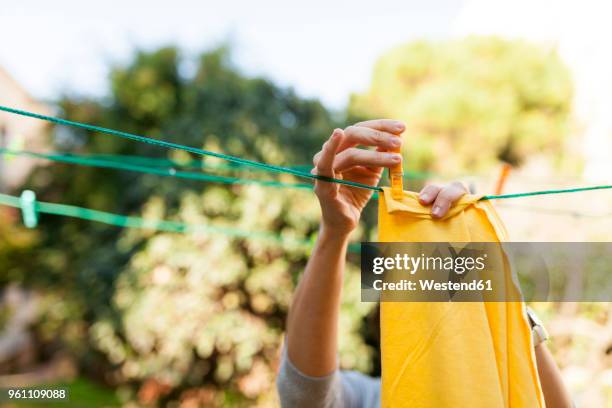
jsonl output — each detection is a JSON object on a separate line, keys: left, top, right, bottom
{"left": 287, "top": 121, "right": 404, "bottom": 376}
{"left": 528, "top": 305, "right": 573, "bottom": 407}
{"left": 535, "top": 342, "right": 573, "bottom": 408}
{"left": 286, "top": 122, "right": 468, "bottom": 377}
{"left": 286, "top": 224, "right": 350, "bottom": 376}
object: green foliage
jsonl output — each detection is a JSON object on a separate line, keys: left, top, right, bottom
{"left": 1, "top": 46, "right": 377, "bottom": 406}
{"left": 0, "top": 211, "right": 41, "bottom": 286}
{"left": 87, "top": 186, "right": 374, "bottom": 405}
{"left": 350, "top": 36, "right": 574, "bottom": 174}
{"left": 20, "top": 45, "right": 339, "bottom": 308}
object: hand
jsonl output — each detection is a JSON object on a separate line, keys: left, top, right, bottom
{"left": 418, "top": 181, "right": 468, "bottom": 218}
{"left": 312, "top": 120, "right": 405, "bottom": 235}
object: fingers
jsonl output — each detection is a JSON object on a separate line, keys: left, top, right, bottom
{"left": 313, "top": 129, "right": 343, "bottom": 196}
{"left": 419, "top": 182, "right": 467, "bottom": 219}
{"left": 354, "top": 119, "right": 405, "bottom": 134}
{"left": 338, "top": 125, "right": 402, "bottom": 151}
{"left": 314, "top": 147, "right": 402, "bottom": 173}
{"left": 431, "top": 182, "right": 467, "bottom": 218}
{"left": 418, "top": 184, "right": 442, "bottom": 205}
{"left": 311, "top": 120, "right": 404, "bottom": 193}
{"left": 316, "top": 129, "right": 342, "bottom": 177}
{"left": 335, "top": 148, "right": 401, "bottom": 172}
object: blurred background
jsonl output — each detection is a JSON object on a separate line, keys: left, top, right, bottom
{"left": 0, "top": 0, "right": 611, "bottom": 406}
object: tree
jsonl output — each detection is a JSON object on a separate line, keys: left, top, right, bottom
{"left": 350, "top": 36, "right": 574, "bottom": 175}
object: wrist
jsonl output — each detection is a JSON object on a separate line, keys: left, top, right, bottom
{"left": 319, "top": 224, "right": 351, "bottom": 245}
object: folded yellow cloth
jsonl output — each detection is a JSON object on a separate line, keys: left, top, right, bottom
{"left": 379, "top": 188, "right": 544, "bottom": 408}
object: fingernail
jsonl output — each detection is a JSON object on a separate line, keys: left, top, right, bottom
{"left": 390, "top": 138, "right": 401, "bottom": 147}
{"left": 420, "top": 193, "right": 430, "bottom": 202}
{"left": 432, "top": 205, "right": 442, "bottom": 217}
{"left": 386, "top": 153, "right": 401, "bottom": 162}
{"left": 394, "top": 121, "right": 405, "bottom": 131}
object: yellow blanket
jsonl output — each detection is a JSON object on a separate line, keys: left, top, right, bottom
{"left": 378, "top": 188, "right": 544, "bottom": 407}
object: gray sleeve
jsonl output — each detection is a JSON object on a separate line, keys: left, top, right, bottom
{"left": 276, "top": 345, "right": 381, "bottom": 408}
{"left": 340, "top": 371, "right": 381, "bottom": 408}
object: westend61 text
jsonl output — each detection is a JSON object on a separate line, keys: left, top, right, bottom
{"left": 372, "top": 279, "right": 493, "bottom": 292}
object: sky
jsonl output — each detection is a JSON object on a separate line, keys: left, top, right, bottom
{"left": 0, "top": 0, "right": 464, "bottom": 109}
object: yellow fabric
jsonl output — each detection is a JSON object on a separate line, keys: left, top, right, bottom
{"left": 379, "top": 188, "right": 544, "bottom": 408}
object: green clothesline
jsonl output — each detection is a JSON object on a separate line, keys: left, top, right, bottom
{"left": 0, "top": 148, "right": 314, "bottom": 190}
{"left": 0, "top": 105, "right": 382, "bottom": 192}
{"left": 480, "top": 184, "right": 612, "bottom": 200}
{"left": 6, "top": 148, "right": 612, "bottom": 203}
{"left": 0, "top": 104, "right": 609, "bottom": 258}
{"left": 0, "top": 192, "right": 362, "bottom": 253}
{"left": 0, "top": 149, "right": 432, "bottom": 191}
{"left": 2, "top": 186, "right": 608, "bottom": 259}
{"left": 1, "top": 186, "right": 609, "bottom": 257}
{"left": 0, "top": 104, "right": 610, "bottom": 203}
{"left": 48, "top": 152, "right": 434, "bottom": 179}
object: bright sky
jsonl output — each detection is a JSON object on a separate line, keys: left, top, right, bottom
{"left": 1, "top": 0, "right": 464, "bottom": 109}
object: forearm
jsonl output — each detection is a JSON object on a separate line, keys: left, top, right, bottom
{"left": 286, "top": 226, "right": 349, "bottom": 377}
{"left": 535, "top": 343, "right": 573, "bottom": 408}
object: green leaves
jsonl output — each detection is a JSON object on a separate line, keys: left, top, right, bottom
{"left": 351, "top": 37, "right": 573, "bottom": 173}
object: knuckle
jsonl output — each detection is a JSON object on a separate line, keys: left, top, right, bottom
{"left": 372, "top": 130, "right": 384, "bottom": 144}
{"left": 374, "top": 151, "right": 386, "bottom": 161}
{"left": 343, "top": 149, "right": 359, "bottom": 165}
{"left": 331, "top": 158, "right": 343, "bottom": 171}
{"left": 346, "top": 146, "right": 360, "bottom": 156}
{"left": 345, "top": 125, "right": 357, "bottom": 136}
{"left": 438, "top": 188, "right": 456, "bottom": 201}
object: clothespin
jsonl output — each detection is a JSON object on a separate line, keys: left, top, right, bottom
{"left": 389, "top": 134, "right": 403, "bottom": 199}
{"left": 19, "top": 190, "right": 38, "bottom": 228}
{"left": 494, "top": 162, "right": 512, "bottom": 195}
